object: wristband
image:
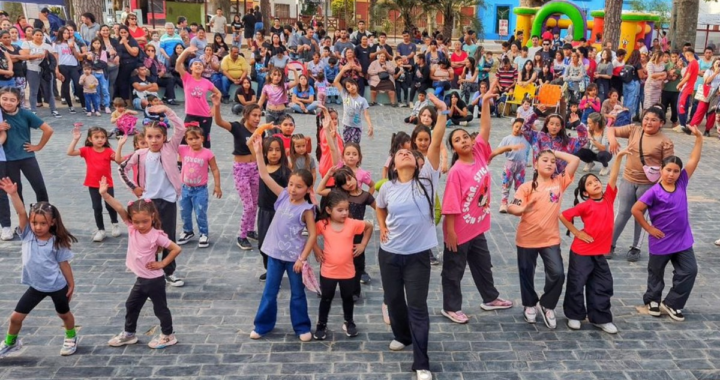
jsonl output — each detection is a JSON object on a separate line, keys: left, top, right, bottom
{"left": 440, "top": 110, "right": 451, "bottom": 116}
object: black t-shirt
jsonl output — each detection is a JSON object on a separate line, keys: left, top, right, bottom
{"left": 242, "top": 14, "right": 256, "bottom": 36}
{"left": 229, "top": 121, "right": 253, "bottom": 156}
{"left": 348, "top": 190, "right": 374, "bottom": 243}
{"left": 0, "top": 48, "right": 11, "bottom": 80}
{"left": 231, "top": 21, "right": 243, "bottom": 32}
{"left": 372, "top": 44, "right": 393, "bottom": 58}
{"left": 118, "top": 38, "right": 140, "bottom": 64}
{"left": 259, "top": 167, "right": 290, "bottom": 210}
{"left": 269, "top": 26, "right": 283, "bottom": 37}
{"left": 130, "top": 75, "right": 157, "bottom": 100}
{"left": 354, "top": 44, "right": 372, "bottom": 72}
{"left": 449, "top": 99, "right": 468, "bottom": 116}
{"left": 234, "top": 87, "right": 255, "bottom": 103}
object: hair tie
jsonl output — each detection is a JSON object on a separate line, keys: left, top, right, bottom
{"left": 185, "top": 121, "right": 200, "bottom": 128}
{"left": 127, "top": 200, "right": 134, "bottom": 206}
{"left": 158, "top": 122, "right": 168, "bottom": 129}
{"left": 73, "top": 122, "right": 83, "bottom": 128}
{"left": 144, "top": 199, "right": 152, "bottom": 203}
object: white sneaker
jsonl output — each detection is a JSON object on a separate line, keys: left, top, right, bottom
{"left": 567, "top": 319, "right": 581, "bottom": 330}
{"left": 672, "top": 125, "right": 685, "bottom": 133}
{"left": 540, "top": 306, "right": 557, "bottom": 329}
{"left": 92, "top": 230, "right": 106, "bottom": 242}
{"left": 416, "top": 369, "right": 432, "bottom": 380}
{"left": 583, "top": 162, "right": 595, "bottom": 172}
{"left": 459, "top": 121, "right": 469, "bottom": 126}
{"left": 523, "top": 306, "right": 537, "bottom": 323}
{"left": 110, "top": 223, "right": 121, "bottom": 237}
{"left": 599, "top": 167, "right": 609, "bottom": 176}
{"left": 165, "top": 274, "right": 185, "bottom": 287}
{"left": 594, "top": 322, "right": 618, "bottom": 334}
{"left": 0, "top": 227, "right": 14, "bottom": 241}
{"left": 389, "top": 339, "right": 406, "bottom": 351}
{"left": 714, "top": 238, "right": 720, "bottom": 247}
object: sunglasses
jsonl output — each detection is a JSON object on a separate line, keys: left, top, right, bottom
{"left": 29, "top": 202, "right": 53, "bottom": 213}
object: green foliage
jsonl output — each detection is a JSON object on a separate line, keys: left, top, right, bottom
{"left": 331, "top": 0, "right": 355, "bottom": 17}
{"left": 628, "top": 0, "right": 671, "bottom": 29}
{"left": 301, "top": 3, "right": 318, "bottom": 16}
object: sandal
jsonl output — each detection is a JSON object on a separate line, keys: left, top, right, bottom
{"left": 480, "top": 298, "right": 514, "bottom": 311}
{"left": 441, "top": 310, "right": 469, "bottom": 324}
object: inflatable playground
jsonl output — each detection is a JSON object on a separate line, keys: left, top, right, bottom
{"left": 513, "top": 0, "right": 660, "bottom": 58}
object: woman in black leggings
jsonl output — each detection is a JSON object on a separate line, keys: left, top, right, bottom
{"left": 53, "top": 27, "right": 85, "bottom": 114}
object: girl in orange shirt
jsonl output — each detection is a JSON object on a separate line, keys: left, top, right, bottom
{"left": 311, "top": 190, "right": 373, "bottom": 340}
{"left": 507, "top": 149, "right": 580, "bottom": 330}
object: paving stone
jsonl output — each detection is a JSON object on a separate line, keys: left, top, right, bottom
{"left": 0, "top": 104, "right": 716, "bottom": 380}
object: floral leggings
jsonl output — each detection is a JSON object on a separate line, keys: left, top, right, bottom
{"left": 343, "top": 126, "right": 362, "bottom": 144}
{"left": 501, "top": 160, "right": 526, "bottom": 203}
{"left": 233, "top": 161, "right": 259, "bottom": 238}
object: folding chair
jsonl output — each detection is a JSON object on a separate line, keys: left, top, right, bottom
{"left": 534, "top": 84, "right": 562, "bottom": 112}
{"left": 503, "top": 83, "right": 536, "bottom": 116}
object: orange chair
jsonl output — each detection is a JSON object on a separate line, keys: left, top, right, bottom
{"left": 534, "top": 84, "right": 562, "bottom": 111}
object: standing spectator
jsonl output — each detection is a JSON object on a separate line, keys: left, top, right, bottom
{"left": 53, "top": 27, "right": 85, "bottom": 114}
{"left": 98, "top": 25, "right": 120, "bottom": 100}
{"left": 595, "top": 49, "right": 613, "bottom": 101}
{"left": 21, "top": 28, "right": 60, "bottom": 117}
{"left": 79, "top": 13, "right": 99, "bottom": 44}
{"left": 622, "top": 51, "right": 643, "bottom": 120}
{"left": 661, "top": 51, "right": 682, "bottom": 128}
{"left": 242, "top": 10, "right": 256, "bottom": 39}
{"left": 114, "top": 26, "right": 140, "bottom": 103}
{"left": 396, "top": 30, "right": 417, "bottom": 65}
{"left": 333, "top": 29, "right": 354, "bottom": 59}
{"left": 39, "top": 8, "right": 65, "bottom": 38}
{"left": 253, "top": 6, "right": 264, "bottom": 35}
{"left": 350, "top": 21, "right": 372, "bottom": 46}
{"left": 231, "top": 15, "right": 243, "bottom": 48}
{"left": 644, "top": 49, "right": 666, "bottom": 110}
{"left": 125, "top": 13, "right": 146, "bottom": 48}
{"left": 450, "top": 41, "right": 468, "bottom": 89}
{"left": 209, "top": 9, "right": 228, "bottom": 38}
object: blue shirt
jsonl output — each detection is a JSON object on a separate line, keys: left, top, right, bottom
{"left": 498, "top": 134, "right": 530, "bottom": 163}
{"left": 2, "top": 108, "right": 44, "bottom": 161}
{"left": 293, "top": 86, "right": 315, "bottom": 99}
{"left": 21, "top": 226, "right": 74, "bottom": 292}
{"left": 160, "top": 34, "right": 184, "bottom": 60}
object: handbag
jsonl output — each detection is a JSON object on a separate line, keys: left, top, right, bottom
{"left": 378, "top": 71, "right": 390, "bottom": 81}
{"left": 639, "top": 130, "right": 661, "bottom": 183}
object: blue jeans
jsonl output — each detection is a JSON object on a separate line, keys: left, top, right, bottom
{"left": 84, "top": 92, "right": 100, "bottom": 112}
{"left": 209, "top": 73, "right": 224, "bottom": 93}
{"left": 180, "top": 184, "right": 209, "bottom": 235}
{"left": 253, "top": 256, "right": 311, "bottom": 336}
{"left": 581, "top": 107, "right": 594, "bottom": 124}
{"left": 255, "top": 75, "right": 266, "bottom": 99}
{"left": 0, "top": 78, "right": 16, "bottom": 87}
{"left": 289, "top": 101, "right": 319, "bottom": 114}
{"left": 220, "top": 76, "right": 237, "bottom": 98}
{"left": 622, "top": 80, "right": 640, "bottom": 119}
{"left": 93, "top": 72, "right": 110, "bottom": 108}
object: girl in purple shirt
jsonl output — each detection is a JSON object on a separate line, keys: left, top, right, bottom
{"left": 631, "top": 126, "right": 703, "bottom": 323}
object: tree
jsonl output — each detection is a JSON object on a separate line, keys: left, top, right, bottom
{"left": 628, "top": 0, "right": 671, "bottom": 31}
{"left": 670, "top": 0, "right": 699, "bottom": 50}
{"left": 375, "top": 0, "right": 416, "bottom": 31}
{"left": 426, "top": 0, "right": 484, "bottom": 39}
{"left": 603, "top": 0, "right": 622, "bottom": 51}
{"left": 520, "top": 0, "right": 547, "bottom": 6}
{"left": 260, "top": 0, "right": 271, "bottom": 27}
{"left": 69, "top": 0, "right": 103, "bottom": 24}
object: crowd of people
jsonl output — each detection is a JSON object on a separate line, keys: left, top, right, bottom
{"left": 0, "top": 9, "right": 711, "bottom": 380}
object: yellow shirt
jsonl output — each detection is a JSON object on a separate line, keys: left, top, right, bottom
{"left": 221, "top": 55, "right": 250, "bottom": 80}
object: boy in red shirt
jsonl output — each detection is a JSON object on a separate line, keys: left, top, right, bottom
{"left": 677, "top": 49, "right": 698, "bottom": 130}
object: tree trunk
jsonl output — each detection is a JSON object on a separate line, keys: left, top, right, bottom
{"left": 520, "top": 0, "right": 546, "bottom": 7}
{"left": 441, "top": 7, "right": 453, "bottom": 40}
{"left": 668, "top": 0, "right": 678, "bottom": 47}
{"left": 261, "top": 0, "right": 271, "bottom": 26}
{"left": 401, "top": 9, "right": 414, "bottom": 31}
{"left": 603, "top": 0, "right": 622, "bottom": 51}
{"left": 70, "top": 0, "right": 103, "bottom": 24}
{"left": 673, "top": 0, "right": 699, "bottom": 50}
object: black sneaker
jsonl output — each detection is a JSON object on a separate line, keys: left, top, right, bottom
{"left": 247, "top": 231, "right": 259, "bottom": 241}
{"left": 626, "top": 247, "right": 641, "bottom": 262}
{"left": 343, "top": 321, "right": 358, "bottom": 337}
{"left": 51, "top": 110, "right": 62, "bottom": 118}
{"left": 647, "top": 301, "right": 661, "bottom": 317}
{"left": 69, "top": 107, "right": 76, "bottom": 114}
{"left": 360, "top": 272, "right": 371, "bottom": 284}
{"left": 166, "top": 99, "right": 178, "bottom": 106}
{"left": 237, "top": 237, "right": 252, "bottom": 250}
{"left": 314, "top": 323, "right": 327, "bottom": 340}
{"left": 660, "top": 302, "right": 685, "bottom": 321}
{"left": 177, "top": 231, "right": 194, "bottom": 245}
{"left": 704, "top": 130, "right": 711, "bottom": 137}
{"left": 259, "top": 272, "right": 267, "bottom": 281}
{"left": 429, "top": 252, "right": 440, "bottom": 266}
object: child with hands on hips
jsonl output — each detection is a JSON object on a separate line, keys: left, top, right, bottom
{"left": 249, "top": 135, "right": 317, "bottom": 342}
{"left": 312, "top": 190, "right": 373, "bottom": 340}
{"left": 631, "top": 125, "right": 703, "bottom": 322}
{"left": 507, "top": 149, "right": 581, "bottom": 330}
{"left": 100, "top": 177, "right": 182, "bottom": 349}
{"left": 67, "top": 124, "right": 121, "bottom": 242}
{"left": 558, "top": 149, "right": 629, "bottom": 334}
{"left": 0, "top": 178, "right": 78, "bottom": 358}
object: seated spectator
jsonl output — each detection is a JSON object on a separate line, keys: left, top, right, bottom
{"left": 446, "top": 92, "right": 472, "bottom": 126}
{"left": 430, "top": 59, "right": 453, "bottom": 97}
{"left": 143, "top": 44, "right": 177, "bottom": 105}
{"left": 289, "top": 74, "right": 318, "bottom": 114}
{"left": 367, "top": 51, "right": 398, "bottom": 106}
{"left": 404, "top": 91, "right": 429, "bottom": 124}
{"left": 232, "top": 77, "right": 256, "bottom": 115}
{"left": 220, "top": 46, "right": 251, "bottom": 103}
{"left": 131, "top": 66, "right": 159, "bottom": 110}
{"left": 198, "top": 45, "right": 223, "bottom": 91}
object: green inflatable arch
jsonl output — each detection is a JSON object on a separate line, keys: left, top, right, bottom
{"left": 528, "top": 1, "right": 586, "bottom": 47}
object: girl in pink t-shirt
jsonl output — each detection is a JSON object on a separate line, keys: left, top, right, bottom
{"left": 66, "top": 124, "right": 120, "bottom": 242}
{"left": 99, "top": 177, "right": 182, "bottom": 350}
{"left": 174, "top": 45, "right": 221, "bottom": 148}
{"left": 440, "top": 89, "right": 513, "bottom": 325}
{"left": 258, "top": 67, "right": 300, "bottom": 126}
{"left": 311, "top": 190, "right": 373, "bottom": 340}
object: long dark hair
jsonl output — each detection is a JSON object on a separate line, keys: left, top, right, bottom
{"left": 411, "top": 125, "right": 432, "bottom": 151}
{"left": 84, "top": 127, "right": 111, "bottom": 148}
{"left": 262, "top": 136, "right": 290, "bottom": 170}
{"left": 446, "top": 128, "right": 470, "bottom": 166}
{"left": 28, "top": 202, "right": 78, "bottom": 250}
{"left": 566, "top": 172, "right": 600, "bottom": 235}
{"left": 531, "top": 149, "right": 556, "bottom": 192}
{"left": 386, "top": 151, "right": 434, "bottom": 220}
{"left": 317, "top": 189, "right": 349, "bottom": 223}
{"left": 541, "top": 114, "right": 569, "bottom": 145}
{"left": 389, "top": 131, "right": 411, "bottom": 156}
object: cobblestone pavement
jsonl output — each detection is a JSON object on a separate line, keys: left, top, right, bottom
{"left": 1, "top": 102, "right": 720, "bottom": 380}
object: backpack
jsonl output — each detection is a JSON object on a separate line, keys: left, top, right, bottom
{"left": 619, "top": 65, "right": 635, "bottom": 84}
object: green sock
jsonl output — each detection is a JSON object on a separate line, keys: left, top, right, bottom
{"left": 65, "top": 328, "right": 76, "bottom": 339}
{"left": 5, "top": 334, "right": 17, "bottom": 346}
